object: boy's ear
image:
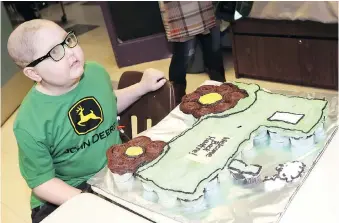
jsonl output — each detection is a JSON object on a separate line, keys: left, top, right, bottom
{"left": 23, "top": 67, "right": 42, "bottom": 82}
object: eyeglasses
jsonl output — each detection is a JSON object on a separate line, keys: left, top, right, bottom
{"left": 26, "top": 31, "right": 78, "bottom": 67}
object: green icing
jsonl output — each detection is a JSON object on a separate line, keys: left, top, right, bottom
{"left": 136, "top": 82, "right": 328, "bottom": 200}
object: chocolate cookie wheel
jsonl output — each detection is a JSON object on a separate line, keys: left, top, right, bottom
{"left": 106, "top": 146, "right": 114, "bottom": 159}
{"left": 109, "top": 158, "right": 128, "bottom": 175}
{"left": 114, "top": 163, "right": 133, "bottom": 175}
{"left": 146, "top": 141, "right": 165, "bottom": 160}
{"left": 231, "top": 91, "right": 247, "bottom": 102}
{"left": 219, "top": 91, "right": 232, "bottom": 103}
{"left": 127, "top": 136, "right": 152, "bottom": 148}
{"left": 180, "top": 101, "right": 201, "bottom": 114}
{"left": 195, "top": 85, "right": 217, "bottom": 95}
{"left": 112, "top": 144, "right": 129, "bottom": 158}
{"left": 181, "top": 92, "right": 201, "bottom": 103}
{"left": 213, "top": 102, "right": 235, "bottom": 114}
{"left": 237, "top": 89, "right": 249, "bottom": 97}
{"left": 217, "top": 83, "right": 237, "bottom": 94}
{"left": 193, "top": 107, "right": 214, "bottom": 119}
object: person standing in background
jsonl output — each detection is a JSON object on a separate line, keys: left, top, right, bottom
{"left": 6, "top": 2, "right": 40, "bottom": 21}
{"left": 159, "top": 1, "right": 226, "bottom": 105}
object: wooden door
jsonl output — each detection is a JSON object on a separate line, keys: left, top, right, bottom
{"left": 256, "top": 37, "right": 302, "bottom": 83}
{"left": 298, "top": 38, "right": 338, "bottom": 89}
{"left": 234, "top": 35, "right": 301, "bottom": 84}
{"left": 233, "top": 35, "right": 259, "bottom": 77}
{"left": 100, "top": 2, "right": 172, "bottom": 68}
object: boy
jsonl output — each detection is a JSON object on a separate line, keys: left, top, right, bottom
{"left": 7, "top": 19, "right": 166, "bottom": 222}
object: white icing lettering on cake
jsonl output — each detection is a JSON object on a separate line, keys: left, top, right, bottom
{"left": 187, "top": 136, "right": 229, "bottom": 163}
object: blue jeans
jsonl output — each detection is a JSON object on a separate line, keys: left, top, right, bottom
{"left": 169, "top": 26, "right": 226, "bottom": 86}
{"left": 31, "top": 182, "right": 92, "bottom": 223}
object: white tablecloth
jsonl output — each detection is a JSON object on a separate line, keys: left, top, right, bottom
{"left": 41, "top": 193, "right": 152, "bottom": 223}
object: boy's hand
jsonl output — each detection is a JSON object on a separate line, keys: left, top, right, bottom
{"left": 115, "top": 68, "right": 167, "bottom": 114}
{"left": 139, "top": 68, "right": 167, "bottom": 94}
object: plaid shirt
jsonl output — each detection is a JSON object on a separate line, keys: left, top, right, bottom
{"left": 159, "top": 1, "right": 217, "bottom": 42}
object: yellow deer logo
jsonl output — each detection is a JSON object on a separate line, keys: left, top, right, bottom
{"left": 76, "top": 105, "right": 102, "bottom": 126}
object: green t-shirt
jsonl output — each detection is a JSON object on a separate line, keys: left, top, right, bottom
{"left": 13, "top": 61, "right": 122, "bottom": 209}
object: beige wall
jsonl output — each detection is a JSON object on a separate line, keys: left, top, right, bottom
{"left": 1, "top": 3, "right": 20, "bottom": 86}
{"left": 1, "top": 4, "right": 34, "bottom": 125}
{"left": 1, "top": 72, "right": 34, "bottom": 125}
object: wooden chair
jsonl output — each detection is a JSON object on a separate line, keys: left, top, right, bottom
{"left": 117, "top": 71, "right": 176, "bottom": 141}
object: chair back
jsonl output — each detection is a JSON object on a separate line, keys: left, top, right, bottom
{"left": 118, "top": 71, "right": 175, "bottom": 140}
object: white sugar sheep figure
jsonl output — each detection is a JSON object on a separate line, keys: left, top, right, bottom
{"left": 276, "top": 161, "right": 306, "bottom": 183}
{"left": 264, "top": 161, "right": 306, "bottom": 192}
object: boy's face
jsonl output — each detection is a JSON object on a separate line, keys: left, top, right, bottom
{"left": 25, "top": 24, "right": 85, "bottom": 87}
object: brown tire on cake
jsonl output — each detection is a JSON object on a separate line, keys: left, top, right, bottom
{"left": 180, "top": 101, "right": 201, "bottom": 114}
{"left": 193, "top": 107, "right": 214, "bottom": 118}
{"left": 179, "top": 83, "right": 249, "bottom": 119}
{"left": 238, "top": 89, "right": 249, "bottom": 97}
{"left": 217, "top": 83, "right": 237, "bottom": 94}
{"left": 220, "top": 92, "right": 233, "bottom": 102}
{"left": 182, "top": 93, "right": 201, "bottom": 102}
{"left": 127, "top": 136, "right": 152, "bottom": 148}
{"left": 213, "top": 102, "right": 234, "bottom": 113}
{"left": 195, "top": 85, "right": 217, "bottom": 95}
{"left": 106, "top": 136, "right": 166, "bottom": 175}
{"left": 231, "top": 91, "right": 247, "bottom": 101}
{"left": 146, "top": 141, "right": 166, "bottom": 160}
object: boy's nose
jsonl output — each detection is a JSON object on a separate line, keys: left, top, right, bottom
{"left": 64, "top": 46, "right": 75, "bottom": 57}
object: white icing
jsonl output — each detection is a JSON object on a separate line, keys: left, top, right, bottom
{"left": 269, "top": 132, "right": 291, "bottom": 149}
{"left": 218, "top": 169, "right": 231, "bottom": 181}
{"left": 142, "top": 182, "right": 154, "bottom": 192}
{"left": 112, "top": 173, "right": 133, "bottom": 183}
{"left": 276, "top": 161, "right": 305, "bottom": 183}
{"left": 254, "top": 128, "right": 269, "bottom": 140}
{"left": 143, "top": 190, "right": 158, "bottom": 202}
{"left": 205, "top": 177, "right": 219, "bottom": 192}
{"left": 115, "top": 177, "right": 135, "bottom": 192}
{"left": 253, "top": 136, "right": 269, "bottom": 148}
{"left": 181, "top": 196, "right": 206, "bottom": 211}
{"left": 291, "top": 135, "right": 314, "bottom": 147}
{"left": 268, "top": 112, "right": 304, "bottom": 124}
{"left": 158, "top": 192, "right": 179, "bottom": 208}
{"left": 269, "top": 132, "right": 290, "bottom": 143}
{"left": 290, "top": 135, "right": 315, "bottom": 158}
{"left": 315, "top": 124, "right": 326, "bottom": 143}
{"left": 111, "top": 172, "right": 135, "bottom": 192}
